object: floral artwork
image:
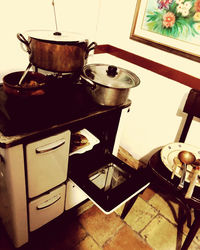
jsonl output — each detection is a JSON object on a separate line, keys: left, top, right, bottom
{"left": 131, "top": 0, "right": 200, "bottom": 60}
{"left": 144, "top": 0, "right": 200, "bottom": 41}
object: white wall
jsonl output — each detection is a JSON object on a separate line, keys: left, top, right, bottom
{"left": 95, "top": 0, "right": 200, "bottom": 163}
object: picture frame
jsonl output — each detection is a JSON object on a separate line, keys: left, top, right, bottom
{"left": 130, "top": 0, "right": 200, "bottom": 62}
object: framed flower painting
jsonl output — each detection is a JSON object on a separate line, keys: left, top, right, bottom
{"left": 130, "top": 0, "right": 200, "bottom": 62}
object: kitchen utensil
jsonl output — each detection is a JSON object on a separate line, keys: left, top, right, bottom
{"left": 3, "top": 71, "right": 47, "bottom": 97}
{"left": 17, "top": 31, "right": 97, "bottom": 73}
{"left": 177, "top": 151, "right": 196, "bottom": 189}
{"left": 18, "top": 63, "right": 32, "bottom": 85}
{"left": 185, "top": 159, "right": 200, "bottom": 199}
{"left": 80, "top": 64, "right": 140, "bottom": 106}
{"left": 161, "top": 143, "right": 200, "bottom": 185}
{"left": 171, "top": 157, "right": 182, "bottom": 179}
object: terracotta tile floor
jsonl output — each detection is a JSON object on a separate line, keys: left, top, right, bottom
{"left": 116, "top": 188, "right": 200, "bottom": 250}
{"left": 1, "top": 188, "right": 200, "bottom": 250}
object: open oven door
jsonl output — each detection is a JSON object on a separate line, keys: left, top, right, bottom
{"left": 68, "top": 152, "right": 150, "bottom": 214}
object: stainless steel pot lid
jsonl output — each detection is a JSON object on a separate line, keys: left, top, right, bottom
{"left": 82, "top": 64, "right": 140, "bottom": 89}
{"left": 24, "top": 30, "right": 88, "bottom": 43}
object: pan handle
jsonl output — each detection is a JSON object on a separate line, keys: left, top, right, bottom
{"left": 17, "top": 33, "right": 31, "bottom": 54}
{"left": 85, "top": 42, "right": 97, "bottom": 59}
{"left": 80, "top": 75, "right": 96, "bottom": 90}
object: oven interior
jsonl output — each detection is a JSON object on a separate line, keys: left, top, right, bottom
{"left": 89, "top": 162, "right": 131, "bottom": 192}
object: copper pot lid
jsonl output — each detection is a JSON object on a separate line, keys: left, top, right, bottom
{"left": 82, "top": 64, "right": 140, "bottom": 89}
{"left": 24, "top": 30, "right": 88, "bottom": 43}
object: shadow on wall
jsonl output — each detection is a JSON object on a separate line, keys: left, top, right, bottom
{"left": 139, "top": 91, "right": 191, "bottom": 164}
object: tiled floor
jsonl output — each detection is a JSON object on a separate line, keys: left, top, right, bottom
{"left": 77, "top": 187, "right": 200, "bottom": 250}
{"left": 1, "top": 147, "right": 200, "bottom": 249}
{"left": 116, "top": 187, "right": 200, "bottom": 250}
{"left": 1, "top": 187, "right": 200, "bottom": 250}
{"left": 0, "top": 199, "right": 151, "bottom": 250}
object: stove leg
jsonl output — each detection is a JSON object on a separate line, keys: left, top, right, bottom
{"left": 120, "top": 195, "right": 138, "bottom": 220}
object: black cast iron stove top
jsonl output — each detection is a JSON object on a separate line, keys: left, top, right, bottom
{"left": 0, "top": 81, "right": 96, "bottom": 136}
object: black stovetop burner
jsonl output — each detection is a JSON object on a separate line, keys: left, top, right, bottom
{"left": 0, "top": 78, "right": 97, "bottom": 136}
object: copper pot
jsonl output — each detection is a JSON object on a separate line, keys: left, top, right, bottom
{"left": 3, "top": 71, "right": 47, "bottom": 97}
{"left": 17, "top": 30, "right": 97, "bottom": 73}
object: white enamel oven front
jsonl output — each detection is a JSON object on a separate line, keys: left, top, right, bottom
{"left": 28, "top": 184, "right": 66, "bottom": 232}
{"left": 26, "top": 130, "right": 70, "bottom": 198}
{"left": 68, "top": 151, "right": 150, "bottom": 214}
{"left": 25, "top": 130, "right": 70, "bottom": 231}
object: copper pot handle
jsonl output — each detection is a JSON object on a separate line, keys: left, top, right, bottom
{"left": 85, "top": 42, "right": 97, "bottom": 59}
{"left": 17, "top": 33, "right": 31, "bottom": 54}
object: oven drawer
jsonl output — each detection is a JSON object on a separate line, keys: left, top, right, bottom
{"left": 68, "top": 153, "right": 150, "bottom": 214}
{"left": 26, "top": 131, "right": 70, "bottom": 198}
{"left": 29, "top": 184, "right": 65, "bottom": 232}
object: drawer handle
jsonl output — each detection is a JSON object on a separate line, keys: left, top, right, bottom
{"left": 36, "top": 194, "right": 61, "bottom": 210}
{"left": 35, "top": 139, "right": 66, "bottom": 154}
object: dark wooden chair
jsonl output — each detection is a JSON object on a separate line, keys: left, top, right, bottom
{"left": 121, "top": 89, "right": 200, "bottom": 250}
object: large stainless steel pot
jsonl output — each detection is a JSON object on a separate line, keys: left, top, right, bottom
{"left": 17, "top": 30, "right": 97, "bottom": 73}
{"left": 81, "top": 64, "right": 140, "bottom": 106}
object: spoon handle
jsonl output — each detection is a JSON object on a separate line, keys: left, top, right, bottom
{"left": 18, "top": 62, "right": 32, "bottom": 86}
{"left": 171, "top": 157, "right": 182, "bottom": 179}
{"left": 177, "top": 163, "right": 187, "bottom": 189}
{"left": 185, "top": 166, "right": 200, "bottom": 199}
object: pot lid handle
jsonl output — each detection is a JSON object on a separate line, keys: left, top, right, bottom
{"left": 53, "top": 31, "right": 62, "bottom": 36}
{"left": 106, "top": 65, "right": 118, "bottom": 77}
